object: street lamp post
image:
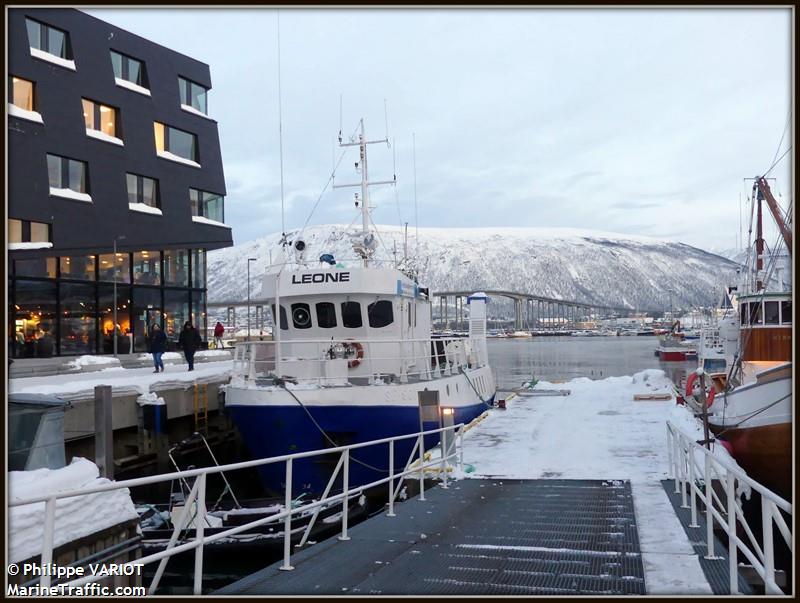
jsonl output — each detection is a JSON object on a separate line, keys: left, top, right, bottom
{"left": 247, "top": 258, "right": 257, "bottom": 341}
{"left": 112, "top": 235, "right": 126, "bottom": 357}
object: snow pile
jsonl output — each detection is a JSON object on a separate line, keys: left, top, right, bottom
{"left": 138, "top": 352, "right": 182, "bottom": 360}
{"left": 207, "top": 224, "right": 739, "bottom": 312}
{"left": 66, "top": 355, "right": 121, "bottom": 370}
{"left": 136, "top": 392, "right": 165, "bottom": 406}
{"left": 196, "top": 350, "right": 232, "bottom": 358}
{"left": 8, "top": 458, "right": 138, "bottom": 563}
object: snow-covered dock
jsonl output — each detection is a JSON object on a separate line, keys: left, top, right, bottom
{"left": 216, "top": 369, "right": 737, "bottom": 595}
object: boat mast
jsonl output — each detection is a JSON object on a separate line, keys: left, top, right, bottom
{"left": 334, "top": 118, "right": 394, "bottom": 267}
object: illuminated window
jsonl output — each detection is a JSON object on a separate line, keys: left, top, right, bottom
{"left": 9, "top": 219, "right": 23, "bottom": 243}
{"left": 82, "top": 98, "right": 119, "bottom": 138}
{"left": 154, "top": 122, "right": 198, "bottom": 163}
{"left": 30, "top": 222, "right": 49, "bottom": 243}
{"left": 10, "top": 76, "right": 34, "bottom": 111}
{"left": 178, "top": 76, "right": 208, "bottom": 114}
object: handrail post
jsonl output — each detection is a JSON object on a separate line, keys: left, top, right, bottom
{"left": 726, "top": 471, "right": 738, "bottom": 594}
{"left": 673, "top": 435, "right": 681, "bottom": 494}
{"left": 666, "top": 424, "right": 674, "bottom": 480}
{"left": 688, "top": 448, "right": 699, "bottom": 528}
{"left": 280, "top": 459, "right": 294, "bottom": 571}
{"left": 459, "top": 426, "right": 464, "bottom": 472}
{"left": 680, "top": 439, "right": 689, "bottom": 509}
{"left": 418, "top": 433, "right": 426, "bottom": 502}
{"left": 704, "top": 453, "right": 716, "bottom": 559}
{"left": 339, "top": 449, "right": 351, "bottom": 541}
{"left": 387, "top": 440, "right": 396, "bottom": 517}
{"left": 762, "top": 502, "right": 776, "bottom": 594}
{"left": 440, "top": 427, "right": 448, "bottom": 490}
{"left": 39, "top": 497, "right": 57, "bottom": 588}
{"left": 193, "top": 473, "right": 207, "bottom": 595}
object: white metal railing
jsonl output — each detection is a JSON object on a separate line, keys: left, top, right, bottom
{"left": 665, "top": 421, "right": 792, "bottom": 594}
{"left": 9, "top": 423, "right": 465, "bottom": 595}
{"left": 231, "top": 337, "right": 480, "bottom": 386}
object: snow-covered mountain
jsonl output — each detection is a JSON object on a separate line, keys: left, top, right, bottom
{"left": 207, "top": 225, "right": 740, "bottom": 311}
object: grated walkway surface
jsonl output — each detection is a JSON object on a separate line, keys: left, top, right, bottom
{"left": 660, "top": 480, "right": 753, "bottom": 594}
{"left": 217, "top": 479, "right": 646, "bottom": 595}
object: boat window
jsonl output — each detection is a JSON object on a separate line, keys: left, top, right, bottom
{"left": 407, "top": 302, "right": 412, "bottom": 327}
{"left": 316, "top": 302, "right": 337, "bottom": 328}
{"left": 413, "top": 303, "right": 417, "bottom": 327}
{"left": 740, "top": 302, "right": 749, "bottom": 326}
{"left": 446, "top": 385, "right": 450, "bottom": 396}
{"left": 781, "top": 300, "right": 792, "bottom": 325}
{"left": 270, "top": 304, "right": 288, "bottom": 330}
{"left": 764, "top": 301, "right": 780, "bottom": 325}
{"left": 751, "top": 302, "right": 763, "bottom": 325}
{"left": 368, "top": 300, "right": 394, "bottom": 328}
{"left": 291, "top": 303, "right": 312, "bottom": 329}
{"left": 341, "top": 301, "right": 363, "bottom": 328}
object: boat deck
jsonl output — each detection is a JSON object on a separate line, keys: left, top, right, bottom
{"left": 216, "top": 478, "right": 648, "bottom": 595}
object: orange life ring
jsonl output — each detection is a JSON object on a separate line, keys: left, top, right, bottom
{"left": 345, "top": 340, "right": 364, "bottom": 369}
{"left": 685, "top": 371, "right": 716, "bottom": 408}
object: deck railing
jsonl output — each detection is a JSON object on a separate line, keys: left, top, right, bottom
{"left": 665, "top": 421, "right": 792, "bottom": 594}
{"left": 9, "top": 423, "right": 465, "bottom": 595}
{"left": 231, "top": 337, "right": 478, "bottom": 385}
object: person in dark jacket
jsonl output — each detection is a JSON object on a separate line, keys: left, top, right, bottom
{"left": 149, "top": 324, "right": 167, "bottom": 373}
{"left": 178, "top": 321, "right": 203, "bottom": 371}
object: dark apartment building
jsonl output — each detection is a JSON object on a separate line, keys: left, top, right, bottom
{"left": 8, "top": 8, "right": 233, "bottom": 357}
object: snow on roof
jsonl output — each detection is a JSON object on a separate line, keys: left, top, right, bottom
{"left": 8, "top": 458, "right": 138, "bottom": 563}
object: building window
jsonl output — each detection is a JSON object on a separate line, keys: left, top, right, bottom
{"left": 316, "top": 302, "right": 337, "bottom": 328}
{"left": 164, "top": 289, "right": 190, "bottom": 340}
{"left": 99, "top": 284, "right": 131, "bottom": 354}
{"left": 368, "top": 300, "right": 394, "bottom": 328}
{"left": 133, "top": 250, "right": 161, "bottom": 285}
{"left": 13, "top": 279, "right": 57, "bottom": 358}
{"left": 59, "top": 255, "right": 96, "bottom": 281}
{"left": 82, "top": 98, "right": 121, "bottom": 142}
{"left": 132, "top": 287, "right": 162, "bottom": 353}
{"left": 191, "top": 290, "right": 207, "bottom": 340}
{"left": 190, "top": 189, "right": 225, "bottom": 223}
{"left": 164, "top": 249, "right": 189, "bottom": 287}
{"left": 179, "top": 76, "right": 208, "bottom": 114}
{"left": 191, "top": 249, "right": 206, "bottom": 288}
{"left": 26, "top": 18, "right": 69, "bottom": 60}
{"left": 341, "top": 301, "right": 363, "bottom": 329}
{"left": 98, "top": 252, "right": 131, "bottom": 283}
{"left": 110, "top": 50, "right": 146, "bottom": 87}
{"left": 126, "top": 173, "right": 159, "bottom": 208}
{"left": 47, "top": 154, "right": 89, "bottom": 199}
{"left": 14, "top": 258, "right": 57, "bottom": 278}
{"left": 59, "top": 282, "right": 97, "bottom": 355}
{"left": 30, "top": 222, "right": 50, "bottom": 243}
{"left": 10, "top": 76, "right": 34, "bottom": 110}
{"left": 9, "top": 219, "right": 23, "bottom": 243}
{"left": 154, "top": 122, "right": 199, "bottom": 165}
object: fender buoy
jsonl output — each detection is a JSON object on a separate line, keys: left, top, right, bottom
{"left": 344, "top": 340, "right": 364, "bottom": 369}
{"left": 686, "top": 371, "right": 716, "bottom": 408}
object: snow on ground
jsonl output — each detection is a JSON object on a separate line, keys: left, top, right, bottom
{"left": 8, "top": 458, "right": 138, "bottom": 563}
{"left": 195, "top": 349, "right": 232, "bottom": 358}
{"left": 459, "top": 369, "right": 722, "bottom": 594}
{"left": 8, "top": 360, "right": 233, "bottom": 400}
{"left": 66, "top": 355, "right": 121, "bottom": 369}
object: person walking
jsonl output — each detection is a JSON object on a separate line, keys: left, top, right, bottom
{"left": 213, "top": 321, "right": 225, "bottom": 349}
{"left": 149, "top": 323, "right": 167, "bottom": 373}
{"left": 179, "top": 321, "right": 202, "bottom": 371}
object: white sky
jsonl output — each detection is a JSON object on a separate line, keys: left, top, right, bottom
{"left": 86, "top": 7, "right": 793, "bottom": 251}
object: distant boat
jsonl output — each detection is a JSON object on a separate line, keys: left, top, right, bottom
{"left": 509, "top": 330, "right": 532, "bottom": 338}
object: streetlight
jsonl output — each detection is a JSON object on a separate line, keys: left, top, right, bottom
{"left": 247, "top": 258, "right": 257, "bottom": 341}
{"left": 113, "top": 235, "right": 126, "bottom": 357}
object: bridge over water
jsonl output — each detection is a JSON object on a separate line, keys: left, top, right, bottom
{"left": 432, "top": 290, "right": 655, "bottom": 331}
{"left": 208, "top": 290, "right": 657, "bottom": 333}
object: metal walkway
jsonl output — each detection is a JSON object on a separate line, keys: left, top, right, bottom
{"left": 660, "top": 480, "right": 754, "bottom": 595}
{"left": 217, "top": 479, "right": 646, "bottom": 595}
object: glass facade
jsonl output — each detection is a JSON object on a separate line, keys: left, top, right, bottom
{"left": 8, "top": 248, "right": 208, "bottom": 357}
{"left": 190, "top": 188, "right": 225, "bottom": 223}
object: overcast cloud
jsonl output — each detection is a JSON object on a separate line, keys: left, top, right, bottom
{"left": 86, "top": 8, "right": 792, "bottom": 251}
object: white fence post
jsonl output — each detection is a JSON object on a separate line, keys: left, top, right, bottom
{"left": 39, "top": 497, "right": 57, "bottom": 588}
{"left": 762, "top": 502, "right": 777, "bottom": 594}
{"left": 418, "top": 433, "right": 426, "bottom": 502}
{"left": 726, "top": 471, "right": 738, "bottom": 594}
{"left": 688, "top": 449, "right": 699, "bottom": 528}
{"left": 387, "top": 440, "right": 396, "bottom": 517}
{"left": 280, "top": 459, "right": 294, "bottom": 571}
{"left": 704, "top": 453, "right": 716, "bottom": 559}
{"left": 193, "top": 473, "right": 207, "bottom": 595}
{"left": 339, "top": 449, "right": 351, "bottom": 541}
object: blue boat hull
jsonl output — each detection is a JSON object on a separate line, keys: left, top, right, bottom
{"left": 226, "top": 401, "right": 490, "bottom": 497}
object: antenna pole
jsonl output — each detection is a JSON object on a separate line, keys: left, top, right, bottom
{"left": 413, "top": 133, "right": 419, "bottom": 255}
{"left": 360, "top": 119, "right": 369, "bottom": 266}
{"left": 277, "top": 10, "right": 286, "bottom": 241}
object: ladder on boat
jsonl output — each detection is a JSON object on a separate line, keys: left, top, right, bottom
{"left": 193, "top": 384, "right": 208, "bottom": 435}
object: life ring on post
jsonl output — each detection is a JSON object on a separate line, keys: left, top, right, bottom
{"left": 344, "top": 340, "right": 364, "bottom": 369}
{"left": 685, "top": 371, "right": 716, "bottom": 408}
